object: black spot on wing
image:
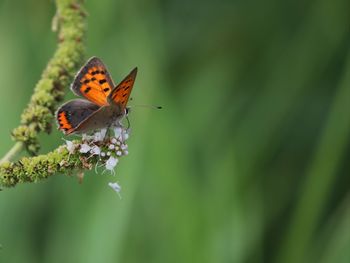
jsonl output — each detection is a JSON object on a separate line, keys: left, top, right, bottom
{"left": 91, "top": 70, "right": 100, "bottom": 75}
{"left": 84, "top": 87, "right": 91, "bottom": 93}
{"left": 71, "top": 57, "right": 114, "bottom": 98}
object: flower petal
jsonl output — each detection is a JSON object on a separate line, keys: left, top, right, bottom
{"left": 108, "top": 182, "right": 122, "bottom": 194}
{"left": 79, "top": 143, "right": 91, "bottom": 153}
{"left": 105, "top": 156, "right": 118, "bottom": 170}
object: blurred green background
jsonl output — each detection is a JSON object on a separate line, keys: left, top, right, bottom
{"left": 1, "top": 0, "right": 350, "bottom": 262}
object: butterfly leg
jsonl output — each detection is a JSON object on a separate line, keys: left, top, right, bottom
{"left": 103, "top": 125, "right": 112, "bottom": 141}
{"left": 125, "top": 115, "right": 131, "bottom": 130}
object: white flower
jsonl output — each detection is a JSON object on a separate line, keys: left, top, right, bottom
{"left": 124, "top": 128, "right": 130, "bottom": 136}
{"left": 101, "top": 152, "right": 106, "bottom": 157}
{"left": 121, "top": 130, "right": 129, "bottom": 141}
{"left": 121, "top": 144, "right": 128, "bottom": 150}
{"left": 108, "top": 182, "right": 122, "bottom": 198}
{"left": 105, "top": 156, "right": 118, "bottom": 170}
{"left": 111, "top": 138, "right": 117, "bottom": 144}
{"left": 107, "top": 151, "right": 111, "bottom": 156}
{"left": 90, "top": 145, "right": 101, "bottom": 155}
{"left": 93, "top": 129, "right": 107, "bottom": 142}
{"left": 82, "top": 133, "right": 93, "bottom": 141}
{"left": 114, "top": 127, "right": 122, "bottom": 138}
{"left": 108, "top": 182, "right": 121, "bottom": 192}
{"left": 116, "top": 150, "right": 122, "bottom": 156}
{"left": 124, "top": 133, "right": 129, "bottom": 140}
{"left": 65, "top": 140, "right": 76, "bottom": 154}
{"left": 108, "top": 144, "right": 115, "bottom": 150}
{"left": 79, "top": 143, "right": 91, "bottom": 153}
{"left": 124, "top": 150, "right": 129, "bottom": 155}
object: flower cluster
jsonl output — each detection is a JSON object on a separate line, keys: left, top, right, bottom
{"left": 64, "top": 127, "right": 129, "bottom": 174}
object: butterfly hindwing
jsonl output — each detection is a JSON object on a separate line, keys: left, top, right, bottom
{"left": 56, "top": 99, "right": 100, "bottom": 134}
{"left": 108, "top": 67, "right": 137, "bottom": 109}
{"left": 71, "top": 57, "right": 115, "bottom": 106}
{"left": 73, "top": 106, "right": 118, "bottom": 134}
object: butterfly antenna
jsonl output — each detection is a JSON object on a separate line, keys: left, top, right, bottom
{"left": 129, "top": 104, "right": 162, "bottom": 110}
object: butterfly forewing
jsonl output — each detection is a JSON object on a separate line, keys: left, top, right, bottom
{"left": 109, "top": 67, "right": 137, "bottom": 109}
{"left": 71, "top": 57, "right": 115, "bottom": 106}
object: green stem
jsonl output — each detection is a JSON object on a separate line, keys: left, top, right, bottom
{"left": 1, "top": 144, "right": 93, "bottom": 187}
{"left": 0, "top": 142, "right": 24, "bottom": 165}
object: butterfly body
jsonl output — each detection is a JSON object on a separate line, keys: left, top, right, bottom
{"left": 56, "top": 57, "right": 137, "bottom": 135}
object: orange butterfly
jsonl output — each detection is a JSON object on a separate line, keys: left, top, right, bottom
{"left": 56, "top": 57, "right": 137, "bottom": 135}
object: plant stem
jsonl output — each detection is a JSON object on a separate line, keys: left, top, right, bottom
{"left": 0, "top": 142, "right": 24, "bottom": 165}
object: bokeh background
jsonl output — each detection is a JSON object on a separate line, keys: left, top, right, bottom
{"left": 1, "top": 0, "right": 350, "bottom": 262}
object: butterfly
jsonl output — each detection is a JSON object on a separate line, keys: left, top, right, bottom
{"left": 56, "top": 57, "right": 137, "bottom": 135}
